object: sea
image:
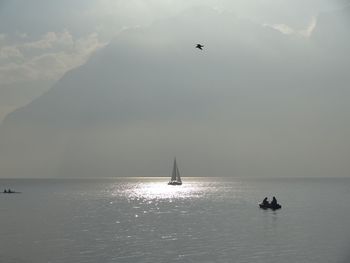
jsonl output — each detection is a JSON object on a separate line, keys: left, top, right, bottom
{"left": 0, "top": 177, "right": 349, "bottom": 263}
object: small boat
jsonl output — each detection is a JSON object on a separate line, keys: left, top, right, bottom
{"left": 259, "top": 203, "right": 281, "bottom": 210}
{"left": 168, "top": 158, "right": 182, "bottom": 185}
{"left": 2, "top": 189, "right": 21, "bottom": 194}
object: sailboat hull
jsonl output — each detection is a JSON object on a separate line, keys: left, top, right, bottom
{"left": 168, "top": 181, "right": 182, "bottom": 185}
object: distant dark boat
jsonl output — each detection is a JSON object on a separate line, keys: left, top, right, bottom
{"left": 168, "top": 158, "right": 182, "bottom": 185}
{"left": 2, "top": 189, "right": 21, "bottom": 194}
{"left": 259, "top": 203, "right": 281, "bottom": 210}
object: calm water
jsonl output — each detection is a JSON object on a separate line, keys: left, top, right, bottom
{"left": 0, "top": 177, "right": 350, "bottom": 263}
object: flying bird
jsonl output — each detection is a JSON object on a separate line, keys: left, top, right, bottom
{"left": 196, "top": 44, "right": 204, "bottom": 50}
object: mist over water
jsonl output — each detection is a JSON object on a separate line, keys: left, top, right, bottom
{"left": 1, "top": 177, "right": 349, "bottom": 263}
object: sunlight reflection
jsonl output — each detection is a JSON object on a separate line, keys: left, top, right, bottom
{"left": 112, "top": 180, "right": 210, "bottom": 201}
{"left": 126, "top": 182, "right": 200, "bottom": 200}
{"left": 108, "top": 178, "right": 244, "bottom": 202}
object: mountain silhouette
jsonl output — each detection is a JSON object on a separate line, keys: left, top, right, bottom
{"left": 0, "top": 7, "right": 349, "bottom": 178}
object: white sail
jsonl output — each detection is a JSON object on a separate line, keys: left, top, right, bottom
{"left": 171, "top": 158, "right": 177, "bottom": 181}
{"left": 176, "top": 165, "right": 181, "bottom": 183}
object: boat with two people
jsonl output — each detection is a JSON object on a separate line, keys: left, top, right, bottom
{"left": 259, "top": 196, "right": 281, "bottom": 210}
{"left": 168, "top": 158, "right": 182, "bottom": 185}
{"left": 3, "top": 189, "right": 21, "bottom": 194}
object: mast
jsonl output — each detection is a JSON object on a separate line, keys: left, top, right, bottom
{"left": 171, "top": 158, "right": 177, "bottom": 181}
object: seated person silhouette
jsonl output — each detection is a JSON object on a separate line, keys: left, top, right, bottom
{"left": 271, "top": 196, "right": 278, "bottom": 206}
{"left": 262, "top": 197, "right": 269, "bottom": 206}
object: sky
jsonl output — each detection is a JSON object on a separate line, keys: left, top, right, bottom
{"left": 0, "top": 0, "right": 349, "bottom": 178}
{"left": 0, "top": 0, "right": 344, "bottom": 120}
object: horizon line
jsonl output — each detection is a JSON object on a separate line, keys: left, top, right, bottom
{"left": 0, "top": 176, "right": 349, "bottom": 180}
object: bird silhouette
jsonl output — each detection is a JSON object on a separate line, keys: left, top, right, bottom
{"left": 196, "top": 44, "right": 204, "bottom": 50}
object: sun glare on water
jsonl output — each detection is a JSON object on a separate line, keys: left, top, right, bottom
{"left": 115, "top": 181, "right": 206, "bottom": 201}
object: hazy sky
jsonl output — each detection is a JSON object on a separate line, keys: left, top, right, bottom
{"left": 0, "top": 0, "right": 344, "bottom": 120}
{"left": 0, "top": 1, "right": 349, "bottom": 178}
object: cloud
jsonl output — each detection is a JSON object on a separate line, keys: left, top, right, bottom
{"left": 0, "top": 30, "right": 105, "bottom": 84}
{"left": 265, "top": 23, "right": 295, "bottom": 35}
{"left": 21, "top": 31, "right": 74, "bottom": 50}
{"left": 299, "top": 16, "right": 318, "bottom": 37}
{"left": 0, "top": 30, "right": 106, "bottom": 120}
{"left": 263, "top": 16, "right": 318, "bottom": 38}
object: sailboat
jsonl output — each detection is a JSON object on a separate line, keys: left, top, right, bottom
{"left": 168, "top": 158, "right": 182, "bottom": 185}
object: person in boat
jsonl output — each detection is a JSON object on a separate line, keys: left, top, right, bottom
{"left": 262, "top": 197, "right": 269, "bottom": 206}
{"left": 271, "top": 196, "right": 278, "bottom": 206}
{"left": 4, "top": 189, "right": 7, "bottom": 193}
